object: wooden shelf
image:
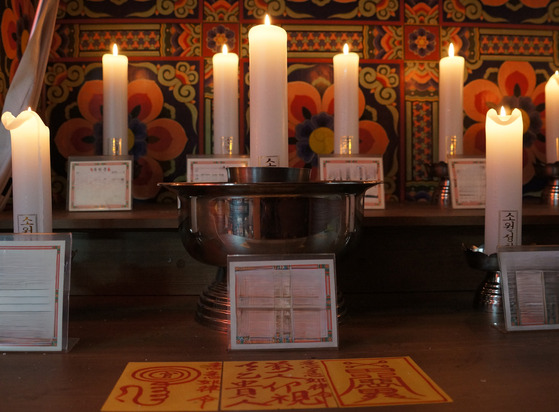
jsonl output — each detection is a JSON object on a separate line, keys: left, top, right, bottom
{"left": 1, "top": 200, "right": 559, "bottom": 231}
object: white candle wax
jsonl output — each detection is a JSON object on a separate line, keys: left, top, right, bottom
{"left": 212, "top": 44, "right": 239, "bottom": 155}
{"left": 102, "top": 44, "right": 128, "bottom": 156}
{"left": 248, "top": 15, "right": 288, "bottom": 167}
{"left": 333, "top": 43, "right": 360, "bottom": 154}
{"left": 484, "top": 107, "right": 523, "bottom": 255}
{"left": 545, "top": 71, "right": 559, "bottom": 163}
{"left": 2, "top": 109, "right": 52, "bottom": 233}
{"left": 438, "top": 44, "right": 464, "bottom": 162}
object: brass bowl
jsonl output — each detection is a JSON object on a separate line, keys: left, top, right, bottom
{"left": 160, "top": 180, "right": 380, "bottom": 268}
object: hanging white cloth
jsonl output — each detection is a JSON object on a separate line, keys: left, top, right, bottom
{"left": 0, "top": 0, "right": 59, "bottom": 210}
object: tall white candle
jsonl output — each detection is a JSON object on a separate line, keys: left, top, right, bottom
{"left": 102, "top": 44, "right": 128, "bottom": 156}
{"left": 212, "top": 44, "right": 239, "bottom": 155}
{"left": 545, "top": 71, "right": 559, "bottom": 163}
{"left": 484, "top": 107, "right": 523, "bottom": 255}
{"left": 248, "top": 15, "right": 288, "bottom": 167}
{"left": 2, "top": 109, "right": 52, "bottom": 233}
{"left": 333, "top": 43, "right": 360, "bottom": 154}
{"left": 439, "top": 43, "right": 464, "bottom": 162}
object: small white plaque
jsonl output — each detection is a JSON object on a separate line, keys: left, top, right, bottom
{"left": 228, "top": 254, "right": 338, "bottom": 350}
{"left": 0, "top": 233, "right": 72, "bottom": 351}
{"left": 68, "top": 156, "right": 132, "bottom": 211}
{"left": 498, "top": 245, "right": 559, "bottom": 331}
{"left": 448, "top": 156, "right": 486, "bottom": 209}
{"left": 186, "top": 155, "right": 249, "bottom": 182}
{"left": 319, "top": 155, "right": 384, "bottom": 209}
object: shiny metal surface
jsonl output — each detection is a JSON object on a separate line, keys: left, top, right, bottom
{"left": 160, "top": 178, "right": 380, "bottom": 329}
{"left": 227, "top": 166, "right": 311, "bottom": 183}
{"left": 161, "top": 180, "right": 380, "bottom": 268}
{"left": 463, "top": 244, "right": 502, "bottom": 314}
{"left": 534, "top": 162, "right": 559, "bottom": 207}
{"left": 425, "top": 161, "right": 451, "bottom": 208}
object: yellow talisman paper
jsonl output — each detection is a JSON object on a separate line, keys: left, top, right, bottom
{"left": 220, "top": 360, "right": 338, "bottom": 410}
{"left": 321, "top": 357, "right": 452, "bottom": 407}
{"left": 103, "top": 357, "right": 451, "bottom": 411}
{"left": 102, "top": 361, "right": 222, "bottom": 411}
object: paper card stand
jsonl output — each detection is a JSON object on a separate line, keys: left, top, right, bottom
{"left": 67, "top": 156, "right": 133, "bottom": 211}
{"left": 498, "top": 245, "right": 559, "bottom": 331}
{"left": 448, "top": 156, "right": 486, "bottom": 209}
{"left": 319, "top": 155, "right": 385, "bottom": 209}
{"left": 228, "top": 254, "right": 338, "bottom": 350}
{"left": 187, "top": 155, "right": 249, "bottom": 182}
{"left": 0, "top": 233, "right": 72, "bottom": 351}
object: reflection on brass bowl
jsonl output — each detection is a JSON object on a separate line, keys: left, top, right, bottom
{"left": 159, "top": 178, "right": 380, "bottom": 330}
{"left": 227, "top": 166, "right": 311, "bottom": 183}
{"left": 161, "top": 180, "right": 379, "bottom": 268}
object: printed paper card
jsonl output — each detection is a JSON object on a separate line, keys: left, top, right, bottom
{"left": 228, "top": 254, "right": 338, "bottom": 350}
{"left": 319, "top": 155, "right": 384, "bottom": 209}
{"left": 448, "top": 156, "right": 486, "bottom": 209}
{"left": 68, "top": 156, "right": 133, "bottom": 211}
{"left": 103, "top": 357, "right": 452, "bottom": 411}
{"left": 187, "top": 156, "right": 249, "bottom": 182}
{"left": 0, "top": 234, "right": 71, "bottom": 352}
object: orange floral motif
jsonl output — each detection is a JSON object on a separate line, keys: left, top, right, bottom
{"left": 287, "top": 80, "right": 389, "bottom": 173}
{"left": 54, "top": 78, "right": 187, "bottom": 199}
{"left": 1, "top": 0, "right": 35, "bottom": 80}
{"left": 463, "top": 61, "right": 546, "bottom": 187}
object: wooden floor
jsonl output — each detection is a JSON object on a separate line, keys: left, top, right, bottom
{"left": 2, "top": 293, "right": 559, "bottom": 412}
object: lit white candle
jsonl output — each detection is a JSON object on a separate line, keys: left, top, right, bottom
{"left": 545, "top": 71, "right": 559, "bottom": 163}
{"left": 333, "top": 43, "right": 359, "bottom": 154}
{"left": 2, "top": 109, "right": 52, "bottom": 233}
{"left": 439, "top": 43, "right": 464, "bottom": 162}
{"left": 484, "top": 107, "right": 523, "bottom": 255}
{"left": 212, "top": 44, "right": 239, "bottom": 155}
{"left": 248, "top": 15, "right": 288, "bottom": 167}
{"left": 102, "top": 44, "right": 128, "bottom": 156}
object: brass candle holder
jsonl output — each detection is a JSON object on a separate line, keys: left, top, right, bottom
{"left": 534, "top": 161, "right": 559, "bottom": 207}
{"left": 425, "top": 161, "right": 451, "bottom": 207}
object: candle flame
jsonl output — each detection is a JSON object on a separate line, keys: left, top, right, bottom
{"left": 27, "top": 107, "right": 31, "bottom": 111}
{"left": 449, "top": 43, "right": 454, "bottom": 57}
{"left": 112, "top": 43, "right": 118, "bottom": 56}
{"left": 500, "top": 106, "right": 507, "bottom": 116}
{"left": 222, "top": 44, "right": 228, "bottom": 54}
{"left": 265, "top": 14, "right": 270, "bottom": 25}
{"left": 343, "top": 43, "right": 349, "bottom": 54}
{"left": 556, "top": 70, "right": 558, "bottom": 76}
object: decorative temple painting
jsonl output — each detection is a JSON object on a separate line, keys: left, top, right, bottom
{"left": 1, "top": 0, "right": 558, "bottom": 203}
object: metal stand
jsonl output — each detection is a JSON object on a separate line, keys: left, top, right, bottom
{"left": 463, "top": 245, "right": 502, "bottom": 314}
{"left": 535, "top": 162, "right": 559, "bottom": 207}
{"left": 425, "top": 161, "right": 451, "bottom": 207}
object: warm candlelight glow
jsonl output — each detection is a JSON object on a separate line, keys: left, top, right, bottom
{"left": 334, "top": 42, "right": 360, "bottom": 154}
{"left": 265, "top": 14, "right": 270, "bottom": 25}
{"left": 499, "top": 106, "right": 507, "bottom": 117}
{"left": 248, "top": 12, "right": 288, "bottom": 166}
{"left": 103, "top": 43, "right": 128, "bottom": 155}
{"left": 438, "top": 41, "right": 464, "bottom": 161}
{"left": 222, "top": 44, "right": 228, "bottom": 54}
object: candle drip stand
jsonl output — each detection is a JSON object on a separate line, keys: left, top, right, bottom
{"left": 425, "top": 162, "right": 451, "bottom": 207}
{"left": 534, "top": 162, "right": 559, "bottom": 207}
{"left": 463, "top": 245, "right": 502, "bottom": 314}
